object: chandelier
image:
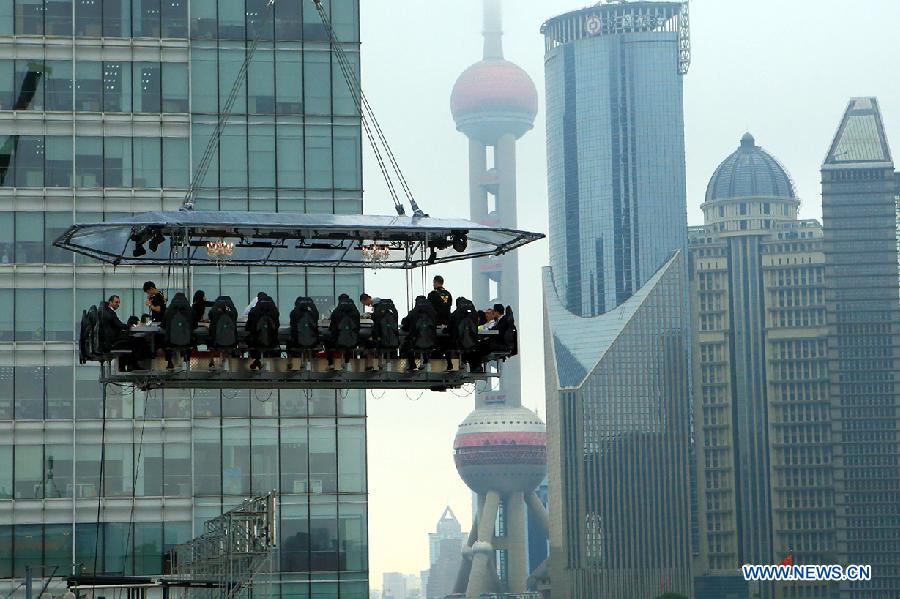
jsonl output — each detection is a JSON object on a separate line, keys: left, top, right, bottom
{"left": 206, "top": 238, "right": 235, "bottom": 261}
{"left": 361, "top": 243, "right": 390, "bottom": 267}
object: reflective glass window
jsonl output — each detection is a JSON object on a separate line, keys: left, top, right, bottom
{"left": 309, "top": 424, "right": 336, "bottom": 494}
{"left": 74, "top": 0, "right": 102, "bottom": 36}
{"left": 338, "top": 500, "right": 366, "bottom": 571}
{"left": 281, "top": 420, "right": 308, "bottom": 493}
{"left": 13, "top": 525, "right": 41, "bottom": 577}
{"left": 303, "top": 51, "right": 330, "bottom": 116}
{"left": 14, "top": 135, "right": 44, "bottom": 186}
{"left": 103, "top": 0, "right": 130, "bottom": 37}
{"left": 103, "top": 62, "right": 131, "bottom": 112}
{"left": 338, "top": 422, "right": 365, "bottom": 493}
{"left": 14, "top": 60, "right": 44, "bottom": 110}
{"left": 164, "top": 388, "right": 190, "bottom": 418}
{"left": 161, "top": 0, "right": 186, "bottom": 37}
{"left": 133, "top": 0, "right": 160, "bottom": 37}
{"left": 75, "top": 136, "right": 103, "bottom": 187}
{"left": 275, "top": 47, "right": 301, "bottom": 114}
{"left": 104, "top": 522, "right": 129, "bottom": 574}
{"left": 0, "top": 214, "right": 9, "bottom": 264}
{"left": 45, "top": 0, "right": 73, "bottom": 35}
{"left": 0, "top": 0, "right": 12, "bottom": 35}
{"left": 14, "top": 366, "right": 43, "bottom": 419}
{"left": 45, "top": 60, "right": 73, "bottom": 111}
{"left": 222, "top": 423, "right": 250, "bottom": 495}
{"left": 333, "top": 53, "right": 358, "bottom": 117}
{"left": 15, "top": 0, "right": 43, "bottom": 34}
{"left": 192, "top": 388, "right": 220, "bottom": 418}
{"left": 331, "top": 0, "right": 357, "bottom": 42}
{"left": 309, "top": 498, "right": 338, "bottom": 570}
{"left": 218, "top": 47, "right": 247, "bottom": 113}
{"left": 162, "top": 137, "right": 189, "bottom": 188}
{"left": 133, "top": 137, "right": 161, "bottom": 187}
{"left": 133, "top": 523, "right": 162, "bottom": 574}
{"left": 220, "top": 122, "right": 247, "bottom": 188}
{"left": 248, "top": 49, "right": 275, "bottom": 114}
{"left": 14, "top": 446, "right": 42, "bottom": 498}
{"left": 280, "top": 501, "right": 310, "bottom": 572}
{"left": 74, "top": 364, "right": 101, "bottom": 418}
{"left": 246, "top": 0, "right": 272, "bottom": 40}
{"left": 190, "top": 0, "right": 215, "bottom": 39}
{"left": 333, "top": 126, "right": 360, "bottom": 190}
{"left": 249, "top": 119, "right": 276, "bottom": 188}
{"left": 305, "top": 125, "right": 332, "bottom": 189}
{"left": 218, "top": 0, "right": 244, "bottom": 40}
{"left": 74, "top": 444, "right": 101, "bottom": 498}
{"left": 276, "top": 120, "right": 303, "bottom": 188}
{"left": 161, "top": 61, "right": 188, "bottom": 112}
{"left": 45, "top": 524, "right": 74, "bottom": 573}
{"left": 45, "top": 288, "right": 74, "bottom": 340}
{"left": 15, "top": 288, "right": 43, "bottom": 340}
{"left": 0, "top": 367, "right": 10, "bottom": 416}
{"left": 73, "top": 523, "right": 99, "bottom": 573}
{"left": 252, "top": 421, "right": 278, "bottom": 493}
{"left": 45, "top": 443, "right": 73, "bottom": 497}
{"left": 0, "top": 144, "right": 10, "bottom": 188}
{"left": 46, "top": 364, "right": 73, "bottom": 420}
{"left": 274, "top": 0, "right": 301, "bottom": 40}
{"left": 190, "top": 47, "right": 217, "bottom": 113}
{"left": 46, "top": 136, "right": 73, "bottom": 186}
{"left": 164, "top": 442, "right": 190, "bottom": 496}
{"left": 45, "top": 211, "right": 73, "bottom": 263}
{"left": 15, "top": 211, "right": 43, "bottom": 262}
{"left": 193, "top": 425, "right": 221, "bottom": 495}
{"left": 133, "top": 61, "right": 161, "bottom": 113}
{"left": 0, "top": 445, "right": 11, "bottom": 497}
{"left": 74, "top": 61, "right": 103, "bottom": 111}
{"left": 302, "top": 0, "right": 327, "bottom": 41}
{"left": 135, "top": 442, "right": 162, "bottom": 496}
{"left": 104, "top": 136, "right": 132, "bottom": 187}
{"left": 0, "top": 60, "right": 14, "bottom": 108}
{"left": 105, "top": 443, "right": 133, "bottom": 497}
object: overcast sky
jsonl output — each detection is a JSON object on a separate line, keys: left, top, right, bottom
{"left": 357, "top": 0, "right": 900, "bottom": 587}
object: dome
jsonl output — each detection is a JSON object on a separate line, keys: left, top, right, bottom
{"left": 454, "top": 405, "right": 546, "bottom": 495}
{"left": 451, "top": 59, "right": 538, "bottom": 142}
{"left": 705, "top": 133, "right": 796, "bottom": 203}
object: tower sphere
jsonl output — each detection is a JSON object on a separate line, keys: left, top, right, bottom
{"left": 453, "top": 405, "right": 546, "bottom": 496}
{"left": 451, "top": 59, "right": 538, "bottom": 143}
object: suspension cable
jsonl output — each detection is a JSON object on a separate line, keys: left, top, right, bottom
{"left": 312, "top": 0, "right": 427, "bottom": 217}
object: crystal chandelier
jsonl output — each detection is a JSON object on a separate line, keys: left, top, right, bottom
{"left": 206, "top": 238, "right": 235, "bottom": 261}
{"left": 361, "top": 243, "right": 390, "bottom": 266}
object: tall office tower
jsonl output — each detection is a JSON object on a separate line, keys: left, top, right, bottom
{"left": 0, "top": 1, "right": 368, "bottom": 597}
{"left": 540, "top": 2, "right": 693, "bottom": 597}
{"left": 450, "top": 2, "right": 548, "bottom": 597}
{"left": 822, "top": 98, "right": 900, "bottom": 598}
{"left": 382, "top": 572, "right": 408, "bottom": 599}
{"left": 691, "top": 133, "right": 833, "bottom": 599}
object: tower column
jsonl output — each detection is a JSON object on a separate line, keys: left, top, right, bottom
{"left": 466, "top": 490, "right": 500, "bottom": 597}
{"left": 505, "top": 491, "right": 527, "bottom": 592}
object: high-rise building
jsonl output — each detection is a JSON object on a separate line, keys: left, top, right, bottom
{"left": 690, "top": 133, "right": 833, "bottom": 599}
{"left": 449, "top": 1, "right": 548, "bottom": 596}
{"left": 427, "top": 507, "right": 467, "bottom": 569}
{"left": 541, "top": 2, "right": 693, "bottom": 597}
{"left": 0, "top": 1, "right": 368, "bottom": 597}
{"left": 821, "top": 97, "right": 900, "bottom": 597}
{"left": 383, "top": 572, "right": 408, "bottom": 599}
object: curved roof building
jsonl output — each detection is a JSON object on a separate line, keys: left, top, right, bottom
{"left": 705, "top": 132, "right": 796, "bottom": 202}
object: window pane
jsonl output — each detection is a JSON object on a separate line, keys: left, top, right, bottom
{"left": 281, "top": 420, "right": 308, "bottom": 493}
{"left": 190, "top": 47, "right": 217, "bottom": 113}
{"left": 276, "top": 120, "right": 303, "bottom": 188}
{"left": 13, "top": 525, "right": 41, "bottom": 577}
{"left": 46, "top": 287, "right": 74, "bottom": 340}
{"left": 309, "top": 424, "right": 336, "bottom": 494}
{"left": 249, "top": 120, "right": 275, "bottom": 188}
{"left": 15, "top": 446, "right": 42, "bottom": 498}
{"left": 338, "top": 501, "right": 366, "bottom": 571}
{"left": 46, "top": 136, "right": 73, "bottom": 187}
{"left": 105, "top": 522, "right": 129, "bottom": 574}
{"left": 0, "top": 214, "right": 10, "bottom": 262}
{"left": 133, "top": 0, "right": 160, "bottom": 37}
{"left": 333, "top": 126, "right": 360, "bottom": 189}
{"left": 45, "top": 0, "right": 73, "bottom": 35}
{"left": 218, "top": 0, "right": 244, "bottom": 40}
{"left": 161, "top": 62, "right": 188, "bottom": 112}
{"left": 104, "top": 443, "right": 133, "bottom": 497}
{"left": 15, "top": 288, "right": 43, "bottom": 340}
{"left": 245, "top": 0, "right": 272, "bottom": 40}
{"left": 248, "top": 49, "right": 274, "bottom": 114}
{"left": 164, "top": 442, "right": 191, "bottom": 496}
{"left": 274, "top": 0, "right": 301, "bottom": 40}
{"left": 280, "top": 501, "right": 309, "bottom": 572}
{"left": 74, "top": 60, "right": 102, "bottom": 111}
{"left": 15, "top": 211, "right": 43, "bottom": 262}
{"left": 222, "top": 423, "right": 250, "bottom": 495}
{"left": 220, "top": 123, "right": 247, "bottom": 188}
{"left": 161, "top": 0, "right": 186, "bottom": 37}
{"left": 14, "top": 60, "right": 44, "bottom": 110}
{"left": 46, "top": 211, "right": 73, "bottom": 263}
{"left": 134, "top": 523, "right": 162, "bottom": 575}
{"left": 193, "top": 425, "right": 220, "bottom": 495}
{"left": 15, "top": 136, "right": 44, "bottom": 186}
{"left": 305, "top": 125, "right": 331, "bottom": 189}
{"left": 45, "top": 443, "right": 73, "bottom": 497}
{"left": 103, "top": 62, "right": 131, "bottom": 112}
{"left": 190, "top": 0, "right": 215, "bottom": 39}
{"left": 104, "top": 136, "right": 132, "bottom": 187}
{"left": 275, "top": 48, "right": 301, "bottom": 115}
{"left": 303, "top": 51, "right": 330, "bottom": 116}
{"left": 218, "top": 47, "right": 247, "bottom": 113}
{"left": 135, "top": 443, "right": 162, "bottom": 496}
{"left": 14, "top": 366, "right": 43, "bottom": 419}
{"left": 75, "top": 136, "right": 103, "bottom": 187}
{"left": 45, "top": 60, "right": 73, "bottom": 111}
{"left": 309, "top": 499, "right": 338, "bottom": 571}
{"left": 331, "top": 0, "right": 357, "bottom": 42}
{"left": 191, "top": 120, "right": 218, "bottom": 187}
{"left": 163, "top": 137, "right": 189, "bottom": 188}
{"left": 75, "top": 444, "right": 101, "bottom": 497}
{"left": 74, "top": 0, "right": 102, "bottom": 35}
{"left": 252, "top": 422, "right": 278, "bottom": 494}
{"left": 332, "top": 53, "right": 358, "bottom": 117}
{"left": 0, "top": 60, "right": 14, "bottom": 109}
{"left": 133, "top": 137, "right": 161, "bottom": 187}
{"left": 337, "top": 424, "right": 365, "bottom": 493}
{"left": 0, "top": 445, "right": 11, "bottom": 498}
{"left": 103, "top": 0, "right": 130, "bottom": 37}
{"left": 15, "top": 0, "right": 43, "bottom": 35}
{"left": 133, "top": 62, "right": 161, "bottom": 113}
{"left": 0, "top": 0, "right": 12, "bottom": 35}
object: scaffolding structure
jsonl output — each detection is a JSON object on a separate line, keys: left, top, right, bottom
{"left": 170, "top": 493, "right": 278, "bottom": 599}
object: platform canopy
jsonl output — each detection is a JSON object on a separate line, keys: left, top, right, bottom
{"left": 53, "top": 210, "right": 544, "bottom": 268}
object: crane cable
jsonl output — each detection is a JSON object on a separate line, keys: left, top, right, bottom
{"left": 311, "top": 0, "right": 427, "bottom": 218}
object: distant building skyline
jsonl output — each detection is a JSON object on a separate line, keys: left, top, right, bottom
{"left": 821, "top": 97, "right": 900, "bottom": 598}
{"left": 690, "top": 132, "right": 832, "bottom": 599}
{"left": 541, "top": 2, "right": 694, "bottom": 597}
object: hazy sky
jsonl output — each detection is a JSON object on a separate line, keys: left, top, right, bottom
{"left": 357, "top": 0, "right": 900, "bottom": 587}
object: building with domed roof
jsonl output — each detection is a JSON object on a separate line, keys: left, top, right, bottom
{"left": 690, "top": 133, "right": 834, "bottom": 599}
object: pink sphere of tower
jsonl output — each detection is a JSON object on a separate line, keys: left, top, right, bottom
{"left": 453, "top": 405, "right": 546, "bottom": 496}
{"left": 450, "top": 59, "right": 539, "bottom": 143}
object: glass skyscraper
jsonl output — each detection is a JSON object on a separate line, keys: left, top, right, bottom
{"left": 540, "top": 2, "right": 693, "bottom": 597}
{"left": 0, "top": 1, "right": 367, "bottom": 597}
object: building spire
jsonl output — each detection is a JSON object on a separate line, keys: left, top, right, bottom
{"left": 483, "top": 0, "right": 503, "bottom": 59}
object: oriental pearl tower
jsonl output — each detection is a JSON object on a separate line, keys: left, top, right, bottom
{"left": 449, "top": 1, "right": 548, "bottom": 596}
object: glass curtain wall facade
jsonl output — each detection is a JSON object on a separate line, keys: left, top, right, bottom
{"left": 0, "top": 1, "right": 367, "bottom": 597}
{"left": 821, "top": 98, "right": 900, "bottom": 598}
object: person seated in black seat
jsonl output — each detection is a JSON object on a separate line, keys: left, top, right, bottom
{"left": 449, "top": 296, "right": 479, "bottom": 371}
{"left": 163, "top": 292, "right": 195, "bottom": 369}
{"left": 328, "top": 294, "right": 361, "bottom": 369}
{"left": 100, "top": 295, "right": 141, "bottom": 371}
{"left": 494, "top": 305, "right": 518, "bottom": 355}
{"left": 246, "top": 293, "right": 280, "bottom": 371}
{"left": 401, "top": 295, "right": 438, "bottom": 371}
{"left": 427, "top": 275, "right": 452, "bottom": 326}
{"left": 192, "top": 290, "right": 214, "bottom": 323}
